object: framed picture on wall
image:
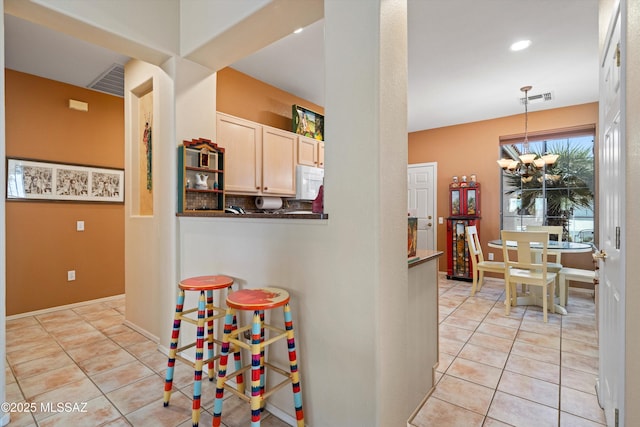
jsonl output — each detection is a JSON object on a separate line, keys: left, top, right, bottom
{"left": 292, "top": 104, "right": 324, "bottom": 141}
{"left": 6, "top": 158, "right": 124, "bottom": 203}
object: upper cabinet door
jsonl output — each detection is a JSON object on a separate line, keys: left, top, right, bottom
{"left": 216, "top": 113, "right": 262, "bottom": 194}
{"left": 317, "top": 141, "right": 325, "bottom": 168}
{"left": 297, "top": 135, "right": 318, "bottom": 166}
{"left": 262, "top": 126, "right": 297, "bottom": 195}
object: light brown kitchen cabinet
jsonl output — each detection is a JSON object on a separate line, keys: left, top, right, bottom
{"left": 297, "top": 135, "right": 325, "bottom": 168}
{"left": 317, "top": 141, "right": 325, "bottom": 167}
{"left": 216, "top": 112, "right": 297, "bottom": 196}
{"left": 216, "top": 113, "right": 262, "bottom": 194}
{"left": 262, "top": 126, "right": 297, "bottom": 195}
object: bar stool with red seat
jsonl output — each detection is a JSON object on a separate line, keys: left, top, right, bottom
{"left": 212, "top": 287, "right": 304, "bottom": 427}
{"left": 163, "top": 275, "right": 243, "bottom": 427}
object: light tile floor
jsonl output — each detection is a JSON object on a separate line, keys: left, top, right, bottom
{"left": 5, "top": 275, "right": 605, "bottom": 427}
{"left": 4, "top": 298, "right": 289, "bottom": 427}
{"left": 411, "top": 274, "right": 606, "bottom": 427}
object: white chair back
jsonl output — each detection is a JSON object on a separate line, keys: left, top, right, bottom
{"left": 501, "top": 230, "right": 557, "bottom": 322}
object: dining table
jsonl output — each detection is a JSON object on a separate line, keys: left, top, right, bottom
{"left": 488, "top": 239, "right": 594, "bottom": 315}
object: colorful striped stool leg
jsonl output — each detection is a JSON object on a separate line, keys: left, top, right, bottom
{"left": 259, "top": 310, "right": 266, "bottom": 403}
{"left": 206, "top": 289, "right": 215, "bottom": 380}
{"left": 284, "top": 303, "right": 304, "bottom": 426}
{"left": 189, "top": 291, "right": 207, "bottom": 426}
{"left": 164, "top": 289, "right": 185, "bottom": 406}
{"left": 232, "top": 311, "right": 245, "bottom": 394}
{"left": 212, "top": 308, "right": 235, "bottom": 427}
{"left": 250, "top": 310, "right": 263, "bottom": 427}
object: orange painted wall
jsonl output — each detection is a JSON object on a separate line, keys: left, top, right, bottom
{"left": 5, "top": 69, "right": 125, "bottom": 315}
{"left": 217, "top": 67, "right": 324, "bottom": 132}
{"left": 408, "top": 102, "right": 599, "bottom": 272}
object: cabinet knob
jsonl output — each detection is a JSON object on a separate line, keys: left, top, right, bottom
{"left": 256, "top": 186, "right": 260, "bottom": 190}
{"left": 264, "top": 187, "right": 268, "bottom": 191}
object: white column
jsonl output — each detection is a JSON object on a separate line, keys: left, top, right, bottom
{"left": 324, "top": 0, "right": 409, "bottom": 424}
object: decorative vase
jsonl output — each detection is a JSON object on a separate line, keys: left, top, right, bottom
{"left": 195, "top": 173, "right": 209, "bottom": 190}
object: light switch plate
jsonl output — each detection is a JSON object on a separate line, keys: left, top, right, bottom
{"left": 77, "top": 221, "right": 84, "bottom": 231}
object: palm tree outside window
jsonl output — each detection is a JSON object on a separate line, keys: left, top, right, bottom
{"left": 499, "top": 129, "right": 595, "bottom": 244}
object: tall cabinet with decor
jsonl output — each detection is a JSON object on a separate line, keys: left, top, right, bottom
{"left": 446, "top": 177, "right": 481, "bottom": 281}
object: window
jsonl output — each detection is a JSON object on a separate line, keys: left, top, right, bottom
{"left": 499, "top": 126, "right": 595, "bottom": 243}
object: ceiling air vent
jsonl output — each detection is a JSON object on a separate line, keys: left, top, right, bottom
{"left": 88, "top": 64, "right": 124, "bottom": 98}
{"left": 520, "top": 91, "right": 553, "bottom": 105}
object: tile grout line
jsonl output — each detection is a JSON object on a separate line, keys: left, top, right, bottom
{"left": 438, "top": 277, "right": 518, "bottom": 424}
{"left": 436, "top": 276, "right": 600, "bottom": 425}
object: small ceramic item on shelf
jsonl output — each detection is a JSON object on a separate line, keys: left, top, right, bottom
{"left": 186, "top": 179, "right": 191, "bottom": 189}
{"left": 470, "top": 174, "right": 477, "bottom": 187}
{"left": 460, "top": 175, "right": 468, "bottom": 187}
{"left": 451, "top": 176, "right": 459, "bottom": 188}
{"left": 195, "top": 173, "right": 209, "bottom": 190}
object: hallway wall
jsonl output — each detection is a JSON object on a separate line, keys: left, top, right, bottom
{"left": 5, "top": 70, "right": 124, "bottom": 315}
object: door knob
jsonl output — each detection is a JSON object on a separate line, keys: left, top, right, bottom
{"left": 428, "top": 216, "right": 432, "bottom": 219}
{"left": 428, "top": 223, "right": 432, "bottom": 227}
{"left": 593, "top": 250, "right": 607, "bottom": 260}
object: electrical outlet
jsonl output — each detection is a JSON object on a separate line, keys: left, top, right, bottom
{"left": 77, "top": 221, "right": 84, "bottom": 231}
{"left": 438, "top": 217, "right": 444, "bottom": 224}
{"left": 488, "top": 253, "right": 494, "bottom": 261}
{"left": 67, "top": 270, "right": 76, "bottom": 281}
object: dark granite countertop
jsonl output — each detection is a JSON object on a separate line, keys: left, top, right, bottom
{"left": 408, "top": 250, "right": 443, "bottom": 268}
{"left": 176, "top": 211, "right": 328, "bottom": 219}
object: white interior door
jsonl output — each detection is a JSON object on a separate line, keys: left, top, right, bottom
{"left": 597, "top": 5, "right": 625, "bottom": 426}
{"left": 408, "top": 163, "right": 436, "bottom": 250}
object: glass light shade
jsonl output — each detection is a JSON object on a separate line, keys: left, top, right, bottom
{"left": 497, "top": 158, "right": 512, "bottom": 168}
{"left": 542, "top": 154, "right": 559, "bottom": 165}
{"left": 519, "top": 153, "right": 536, "bottom": 164}
{"left": 507, "top": 160, "right": 518, "bottom": 170}
{"left": 534, "top": 158, "right": 546, "bottom": 168}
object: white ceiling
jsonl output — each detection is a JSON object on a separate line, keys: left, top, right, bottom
{"left": 4, "top": 0, "right": 599, "bottom": 133}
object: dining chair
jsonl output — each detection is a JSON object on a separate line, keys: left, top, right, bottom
{"left": 526, "top": 225, "right": 563, "bottom": 272}
{"left": 466, "top": 225, "right": 505, "bottom": 295}
{"left": 501, "top": 230, "right": 558, "bottom": 322}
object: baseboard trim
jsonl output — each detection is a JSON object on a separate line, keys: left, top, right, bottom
{"left": 264, "top": 402, "right": 297, "bottom": 426}
{"left": 407, "top": 385, "right": 436, "bottom": 427}
{"left": 122, "top": 319, "right": 159, "bottom": 343}
{"left": 6, "top": 294, "right": 125, "bottom": 320}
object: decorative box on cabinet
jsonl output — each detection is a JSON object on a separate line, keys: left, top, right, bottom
{"left": 178, "top": 138, "right": 224, "bottom": 212}
{"left": 446, "top": 217, "right": 479, "bottom": 281}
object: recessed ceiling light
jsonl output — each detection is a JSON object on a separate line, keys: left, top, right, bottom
{"left": 510, "top": 40, "right": 532, "bottom": 51}
{"left": 293, "top": 27, "right": 304, "bottom": 34}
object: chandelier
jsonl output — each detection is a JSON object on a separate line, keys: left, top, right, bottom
{"left": 497, "top": 86, "right": 559, "bottom": 183}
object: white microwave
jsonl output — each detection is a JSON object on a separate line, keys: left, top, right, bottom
{"left": 296, "top": 165, "right": 324, "bottom": 200}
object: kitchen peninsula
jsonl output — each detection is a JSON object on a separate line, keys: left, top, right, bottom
{"left": 407, "top": 249, "right": 442, "bottom": 420}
